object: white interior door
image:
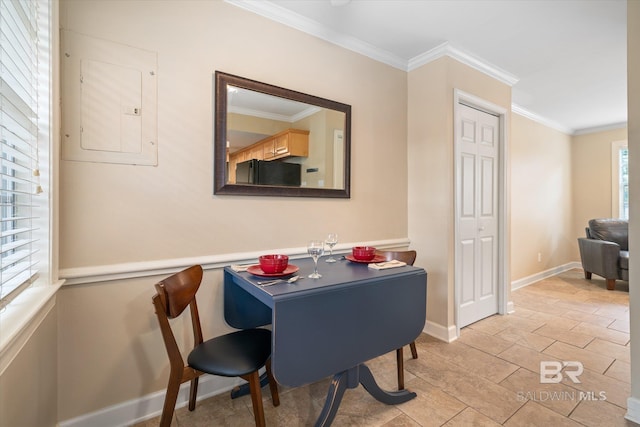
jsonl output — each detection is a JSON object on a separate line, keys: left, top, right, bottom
{"left": 456, "top": 103, "right": 500, "bottom": 328}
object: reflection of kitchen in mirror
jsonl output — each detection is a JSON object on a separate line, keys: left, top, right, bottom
{"left": 214, "top": 71, "right": 351, "bottom": 198}
{"left": 226, "top": 85, "right": 346, "bottom": 190}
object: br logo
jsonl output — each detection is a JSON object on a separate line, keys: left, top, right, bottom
{"left": 540, "top": 361, "right": 583, "bottom": 384}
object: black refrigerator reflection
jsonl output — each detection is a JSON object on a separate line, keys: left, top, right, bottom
{"left": 235, "top": 159, "right": 301, "bottom": 187}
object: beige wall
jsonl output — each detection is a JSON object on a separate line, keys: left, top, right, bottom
{"left": 510, "top": 113, "right": 574, "bottom": 280}
{"left": 571, "top": 127, "right": 629, "bottom": 257}
{"left": 58, "top": 0, "right": 408, "bottom": 269}
{"left": 0, "top": 306, "right": 58, "bottom": 427}
{"left": 511, "top": 119, "right": 629, "bottom": 278}
{"left": 407, "top": 57, "right": 511, "bottom": 329}
{"left": 57, "top": 0, "right": 408, "bottom": 421}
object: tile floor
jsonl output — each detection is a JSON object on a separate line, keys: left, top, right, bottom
{"left": 136, "top": 269, "right": 637, "bottom": 426}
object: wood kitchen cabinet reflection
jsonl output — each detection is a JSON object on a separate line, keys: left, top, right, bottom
{"left": 227, "top": 128, "right": 309, "bottom": 183}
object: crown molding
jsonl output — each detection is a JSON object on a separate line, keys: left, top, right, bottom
{"left": 512, "top": 105, "right": 628, "bottom": 136}
{"left": 226, "top": 0, "right": 523, "bottom": 85}
{"left": 572, "top": 121, "right": 628, "bottom": 136}
{"left": 511, "top": 104, "right": 574, "bottom": 135}
{"left": 408, "top": 42, "right": 519, "bottom": 86}
{"left": 225, "top": 0, "right": 407, "bottom": 70}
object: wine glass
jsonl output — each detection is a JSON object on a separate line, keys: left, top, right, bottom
{"left": 307, "top": 240, "right": 325, "bottom": 278}
{"left": 325, "top": 233, "right": 338, "bottom": 263}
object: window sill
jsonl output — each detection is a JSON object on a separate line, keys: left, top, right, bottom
{"left": 0, "top": 281, "right": 63, "bottom": 376}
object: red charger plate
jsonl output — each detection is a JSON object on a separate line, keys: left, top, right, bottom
{"left": 345, "top": 254, "right": 387, "bottom": 264}
{"left": 247, "top": 264, "right": 299, "bottom": 277}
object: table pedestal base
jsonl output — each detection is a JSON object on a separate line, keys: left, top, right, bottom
{"left": 315, "top": 363, "right": 416, "bottom": 427}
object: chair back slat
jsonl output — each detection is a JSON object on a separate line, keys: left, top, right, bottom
{"left": 152, "top": 293, "right": 186, "bottom": 371}
{"left": 155, "top": 265, "right": 204, "bottom": 318}
{"left": 375, "top": 250, "right": 417, "bottom": 266}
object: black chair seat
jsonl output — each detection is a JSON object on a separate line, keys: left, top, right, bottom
{"left": 188, "top": 328, "right": 272, "bottom": 377}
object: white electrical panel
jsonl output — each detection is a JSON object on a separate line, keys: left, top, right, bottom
{"left": 62, "top": 30, "right": 158, "bottom": 165}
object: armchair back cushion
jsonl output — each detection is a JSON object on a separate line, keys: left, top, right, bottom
{"left": 588, "top": 219, "right": 628, "bottom": 250}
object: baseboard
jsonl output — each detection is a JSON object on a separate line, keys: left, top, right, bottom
{"left": 626, "top": 396, "right": 640, "bottom": 424}
{"left": 424, "top": 263, "right": 580, "bottom": 342}
{"left": 424, "top": 320, "right": 458, "bottom": 343}
{"left": 58, "top": 375, "right": 242, "bottom": 427}
{"left": 510, "top": 262, "right": 582, "bottom": 291}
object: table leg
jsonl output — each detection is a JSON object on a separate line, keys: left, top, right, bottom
{"left": 358, "top": 363, "right": 416, "bottom": 404}
{"left": 314, "top": 364, "right": 416, "bottom": 426}
{"left": 314, "top": 370, "right": 350, "bottom": 427}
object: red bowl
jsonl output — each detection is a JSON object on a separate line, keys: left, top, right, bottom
{"left": 352, "top": 246, "right": 376, "bottom": 261}
{"left": 259, "top": 254, "right": 289, "bottom": 274}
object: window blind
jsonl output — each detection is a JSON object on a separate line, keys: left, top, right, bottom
{"left": 0, "top": 0, "right": 41, "bottom": 303}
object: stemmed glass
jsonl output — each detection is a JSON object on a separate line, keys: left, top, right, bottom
{"left": 325, "top": 233, "right": 338, "bottom": 263}
{"left": 307, "top": 240, "right": 325, "bottom": 278}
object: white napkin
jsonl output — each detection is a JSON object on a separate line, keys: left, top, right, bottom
{"left": 230, "top": 264, "right": 254, "bottom": 272}
{"left": 368, "top": 260, "right": 407, "bottom": 270}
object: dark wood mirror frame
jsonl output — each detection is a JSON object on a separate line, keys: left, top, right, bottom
{"left": 214, "top": 71, "right": 351, "bottom": 198}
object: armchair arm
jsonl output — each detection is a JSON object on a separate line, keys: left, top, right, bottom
{"left": 577, "top": 238, "right": 621, "bottom": 280}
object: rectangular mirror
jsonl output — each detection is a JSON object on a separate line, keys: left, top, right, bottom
{"left": 214, "top": 71, "right": 351, "bottom": 198}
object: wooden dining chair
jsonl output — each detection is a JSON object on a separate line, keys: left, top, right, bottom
{"left": 375, "top": 249, "right": 419, "bottom": 390}
{"left": 152, "top": 265, "right": 279, "bottom": 427}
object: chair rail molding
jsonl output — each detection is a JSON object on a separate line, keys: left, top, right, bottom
{"left": 59, "top": 238, "right": 411, "bottom": 286}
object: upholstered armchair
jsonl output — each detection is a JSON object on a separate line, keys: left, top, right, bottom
{"left": 577, "top": 219, "right": 629, "bottom": 290}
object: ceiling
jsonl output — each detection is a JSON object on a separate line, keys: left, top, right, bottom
{"left": 227, "top": 0, "right": 628, "bottom": 135}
